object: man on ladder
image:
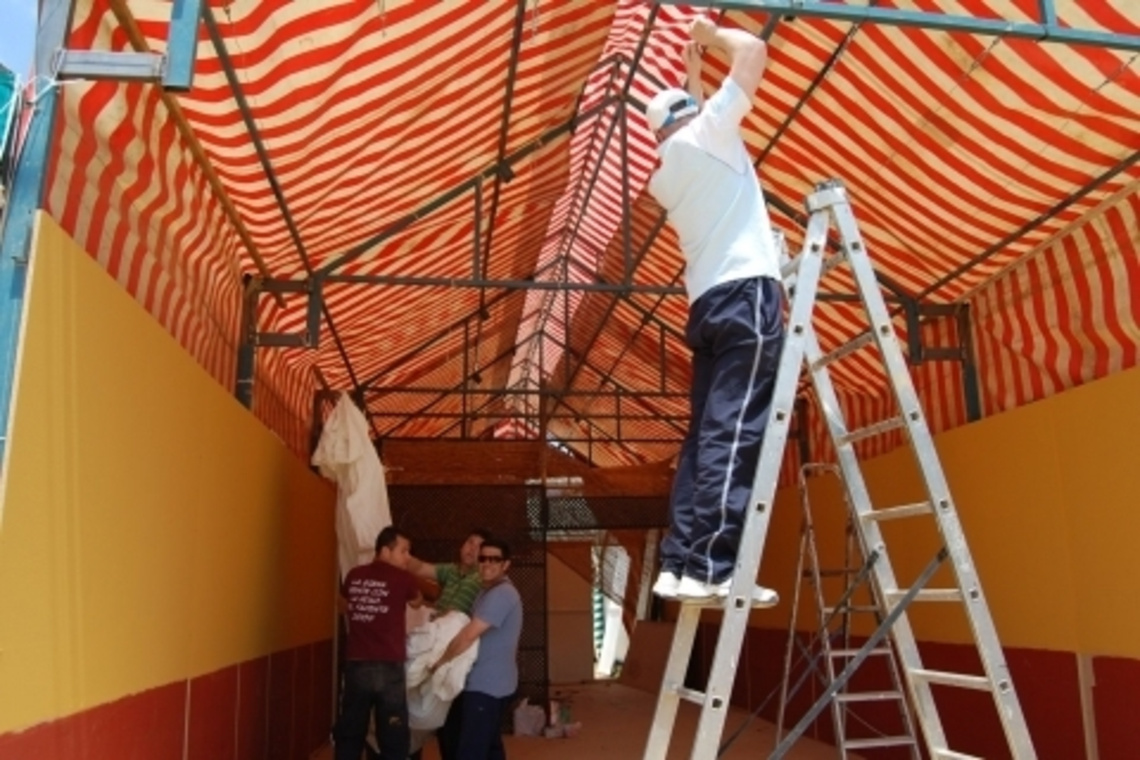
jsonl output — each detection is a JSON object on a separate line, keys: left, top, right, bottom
{"left": 645, "top": 15, "right": 782, "bottom": 605}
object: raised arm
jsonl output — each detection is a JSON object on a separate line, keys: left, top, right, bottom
{"left": 405, "top": 555, "right": 437, "bottom": 581}
{"left": 690, "top": 17, "right": 768, "bottom": 96}
{"left": 683, "top": 42, "right": 704, "bottom": 108}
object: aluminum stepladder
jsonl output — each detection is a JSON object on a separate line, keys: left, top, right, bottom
{"left": 775, "top": 463, "right": 920, "bottom": 758}
{"left": 643, "top": 179, "right": 1037, "bottom": 760}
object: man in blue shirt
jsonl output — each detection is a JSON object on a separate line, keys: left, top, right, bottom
{"left": 430, "top": 537, "right": 523, "bottom": 760}
{"left": 646, "top": 16, "right": 783, "bottom": 606}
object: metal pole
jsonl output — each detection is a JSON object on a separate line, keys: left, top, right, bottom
{"left": 957, "top": 305, "right": 983, "bottom": 422}
{"left": 235, "top": 274, "right": 258, "bottom": 408}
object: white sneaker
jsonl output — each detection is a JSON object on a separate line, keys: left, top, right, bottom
{"left": 652, "top": 571, "right": 681, "bottom": 598}
{"left": 675, "top": 576, "right": 779, "bottom": 608}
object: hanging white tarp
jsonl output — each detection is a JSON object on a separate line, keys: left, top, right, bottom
{"left": 311, "top": 392, "right": 391, "bottom": 579}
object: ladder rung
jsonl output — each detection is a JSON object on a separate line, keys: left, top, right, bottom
{"left": 673, "top": 685, "right": 706, "bottom": 705}
{"left": 780, "top": 255, "right": 800, "bottom": 280}
{"left": 839, "top": 415, "right": 905, "bottom": 446}
{"left": 932, "top": 749, "right": 985, "bottom": 760}
{"left": 834, "top": 690, "right": 903, "bottom": 703}
{"left": 885, "top": 588, "right": 963, "bottom": 605}
{"left": 812, "top": 329, "right": 875, "bottom": 370}
{"left": 829, "top": 647, "right": 892, "bottom": 657}
{"left": 910, "top": 669, "right": 992, "bottom": 691}
{"left": 844, "top": 735, "right": 916, "bottom": 750}
{"left": 862, "top": 501, "right": 933, "bottom": 522}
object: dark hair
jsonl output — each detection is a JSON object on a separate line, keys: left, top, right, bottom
{"left": 480, "top": 537, "right": 511, "bottom": 562}
{"left": 375, "top": 526, "right": 406, "bottom": 553}
{"left": 468, "top": 528, "right": 492, "bottom": 543}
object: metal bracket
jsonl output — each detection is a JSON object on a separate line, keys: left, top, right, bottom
{"left": 54, "top": 0, "right": 201, "bottom": 91}
{"left": 805, "top": 179, "right": 847, "bottom": 213}
{"left": 56, "top": 50, "right": 166, "bottom": 83}
{"left": 250, "top": 277, "right": 323, "bottom": 349}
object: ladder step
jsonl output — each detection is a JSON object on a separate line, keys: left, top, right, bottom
{"left": 844, "top": 735, "right": 917, "bottom": 750}
{"left": 779, "top": 254, "right": 800, "bottom": 280}
{"left": 862, "top": 501, "right": 933, "bottom": 522}
{"left": 672, "top": 685, "right": 706, "bottom": 705}
{"left": 838, "top": 415, "right": 905, "bottom": 446}
{"left": 910, "top": 668, "right": 992, "bottom": 691}
{"left": 834, "top": 690, "right": 904, "bottom": 703}
{"left": 829, "top": 647, "right": 892, "bottom": 657}
{"left": 932, "top": 749, "right": 985, "bottom": 760}
{"left": 811, "top": 329, "right": 875, "bottom": 370}
{"left": 885, "top": 588, "right": 964, "bottom": 605}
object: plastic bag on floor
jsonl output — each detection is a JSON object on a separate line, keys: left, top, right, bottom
{"left": 513, "top": 698, "right": 546, "bottom": 737}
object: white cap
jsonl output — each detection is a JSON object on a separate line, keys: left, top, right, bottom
{"left": 646, "top": 88, "right": 698, "bottom": 132}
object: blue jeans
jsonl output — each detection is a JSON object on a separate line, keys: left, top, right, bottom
{"left": 334, "top": 660, "right": 409, "bottom": 760}
{"left": 439, "top": 690, "right": 509, "bottom": 760}
{"left": 662, "top": 276, "right": 785, "bottom": 584}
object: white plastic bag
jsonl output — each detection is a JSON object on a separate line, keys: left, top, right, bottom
{"left": 513, "top": 698, "right": 546, "bottom": 737}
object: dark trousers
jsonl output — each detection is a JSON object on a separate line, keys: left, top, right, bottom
{"left": 439, "top": 691, "right": 510, "bottom": 760}
{"left": 334, "top": 660, "right": 409, "bottom": 760}
{"left": 662, "top": 276, "right": 785, "bottom": 584}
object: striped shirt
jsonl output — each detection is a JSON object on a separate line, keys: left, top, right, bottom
{"left": 434, "top": 563, "right": 483, "bottom": 615}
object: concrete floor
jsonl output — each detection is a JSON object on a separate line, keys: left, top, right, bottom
{"left": 313, "top": 680, "right": 853, "bottom": 759}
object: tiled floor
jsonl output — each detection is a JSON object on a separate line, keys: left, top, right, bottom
{"left": 313, "top": 680, "right": 854, "bottom": 759}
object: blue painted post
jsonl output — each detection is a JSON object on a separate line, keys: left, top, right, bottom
{"left": 0, "top": 0, "right": 73, "bottom": 469}
{"left": 163, "top": 0, "right": 203, "bottom": 92}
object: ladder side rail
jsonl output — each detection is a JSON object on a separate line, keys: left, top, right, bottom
{"left": 644, "top": 604, "right": 703, "bottom": 760}
{"left": 775, "top": 490, "right": 814, "bottom": 743}
{"left": 830, "top": 201, "right": 1037, "bottom": 759}
{"left": 686, "top": 211, "right": 833, "bottom": 760}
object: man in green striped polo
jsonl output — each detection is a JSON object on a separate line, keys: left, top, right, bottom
{"left": 407, "top": 529, "right": 490, "bottom": 617}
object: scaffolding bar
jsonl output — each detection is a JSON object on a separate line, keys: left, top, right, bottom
{"left": 666, "top": 0, "right": 1140, "bottom": 51}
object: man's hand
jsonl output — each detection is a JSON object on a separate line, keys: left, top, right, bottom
{"left": 683, "top": 42, "right": 705, "bottom": 107}
{"left": 690, "top": 16, "right": 718, "bottom": 47}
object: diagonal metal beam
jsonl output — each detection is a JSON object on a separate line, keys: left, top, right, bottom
{"left": 754, "top": 3, "right": 875, "bottom": 167}
{"left": 319, "top": 95, "right": 616, "bottom": 278}
{"left": 919, "top": 143, "right": 1140, "bottom": 300}
{"left": 202, "top": 4, "right": 362, "bottom": 390}
{"left": 474, "top": 0, "right": 530, "bottom": 323}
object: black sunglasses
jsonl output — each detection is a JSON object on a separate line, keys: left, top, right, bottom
{"left": 478, "top": 555, "right": 505, "bottom": 564}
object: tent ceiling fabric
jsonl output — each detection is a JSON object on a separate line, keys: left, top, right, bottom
{"left": 43, "top": 0, "right": 1140, "bottom": 467}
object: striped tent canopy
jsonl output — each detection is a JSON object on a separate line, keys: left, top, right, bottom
{"left": 41, "top": 0, "right": 1140, "bottom": 470}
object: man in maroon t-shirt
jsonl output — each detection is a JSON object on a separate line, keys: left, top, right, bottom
{"left": 335, "top": 526, "right": 423, "bottom": 760}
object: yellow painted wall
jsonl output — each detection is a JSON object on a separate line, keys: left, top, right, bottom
{"left": 0, "top": 214, "right": 337, "bottom": 734}
{"left": 751, "top": 364, "right": 1140, "bottom": 659}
